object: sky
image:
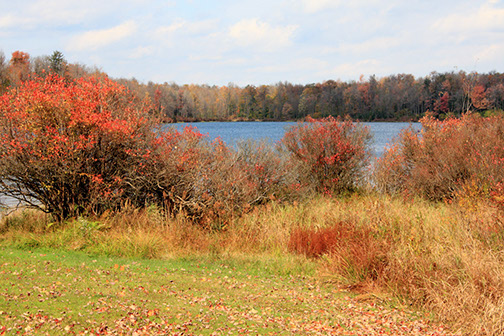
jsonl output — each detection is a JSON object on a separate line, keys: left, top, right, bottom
{"left": 1, "top": 0, "right": 504, "bottom": 86}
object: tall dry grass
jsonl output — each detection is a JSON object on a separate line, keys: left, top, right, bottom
{"left": 367, "top": 112, "right": 504, "bottom": 334}
{"left": 285, "top": 194, "right": 504, "bottom": 336}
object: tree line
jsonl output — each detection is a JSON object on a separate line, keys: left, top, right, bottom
{"left": 2, "top": 50, "right": 504, "bottom": 121}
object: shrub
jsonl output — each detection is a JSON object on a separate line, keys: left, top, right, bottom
{"left": 0, "top": 74, "right": 163, "bottom": 220}
{"left": 281, "top": 116, "right": 372, "bottom": 195}
{"left": 157, "top": 137, "right": 290, "bottom": 227}
{"left": 374, "top": 113, "right": 504, "bottom": 201}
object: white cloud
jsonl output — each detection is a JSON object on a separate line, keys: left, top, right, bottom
{"left": 0, "top": 0, "right": 109, "bottom": 29}
{"left": 154, "top": 18, "right": 220, "bottom": 50}
{"left": 0, "top": 14, "right": 23, "bottom": 28}
{"left": 299, "top": 0, "right": 386, "bottom": 13}
{"left": 433, "top": 1, "right": 504, "bottom": 35}
{"left": 67, "top": 21, "right": 137, "bottom": 51}
{"left": 28, "top": 0, "right": 95, "bottom": 24}
{"left": 228, "top": 18, "right": 298, "bottom": 52}
{"left": 156, "top": 19, "right": 218, "bottom": 36}
{"left": 156, "top": 19, "right": 186, "bottom": 35}
{"left": 301, "top": 0, "right": 341, "bottom": 13}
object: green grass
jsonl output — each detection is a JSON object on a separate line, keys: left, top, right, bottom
{"left": 0, "top": 247, "right": 451, "bottom": 335}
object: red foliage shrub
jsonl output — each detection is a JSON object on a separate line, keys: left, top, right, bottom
{"left": 281, "top": 116, "right": 372, "bottom": 195}
{"left": 0, "top": 74, "right": 162, "bottom": 220}
{"left": 374, "top": 113, "right": 504, "bottom": 201}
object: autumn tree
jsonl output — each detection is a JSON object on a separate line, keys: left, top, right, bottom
{"left": 31, "top": 55, "right": 51, "bottom": 77}
{"left": 488, "top": 84, "right": 504, "bottom": 111}
{"left": 299, "top": 85, "right": 321, "bottom": 118}
{"left": 471, "top": 85, "right": 490, "bottom": 110}
{"left": 238, "top": 85, "right": 258, "bottom": 119}
{"left": 343, "top": 83, "right": 363, "bottom": 119}
{"left": 434, "top": 92, "right": 450, "bottom": 116}
{"left": 8, "top": 51, "right": 31, "bottom": 85}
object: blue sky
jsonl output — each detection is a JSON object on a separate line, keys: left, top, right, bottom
{"left": 1, "top": 0, "right": 503, "bottom": 86}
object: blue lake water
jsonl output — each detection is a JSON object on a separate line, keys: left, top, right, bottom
{"left": 167, "top": 121, "right": 421, "bottom": 158}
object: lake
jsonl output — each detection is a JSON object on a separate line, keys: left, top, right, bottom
{"left": 167, "top": 121, "right": 421, "bottom": 158}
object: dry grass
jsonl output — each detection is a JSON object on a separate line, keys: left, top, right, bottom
{"left": 309, "top": 194, "right": 504, "bottom": 336}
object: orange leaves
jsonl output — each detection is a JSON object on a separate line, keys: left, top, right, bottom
{"left": 114, "top": 264, "right": 126, "bottom": 271}
{"left": 9, "top": 51, "right": 30, "bottom": 66}
{"left": 7, "top": 51, "right": 31, "bottom": 85}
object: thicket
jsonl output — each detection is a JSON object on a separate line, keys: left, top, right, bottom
{"left": 0, "top": 74, "right": 371, "bottom": 223}
{"left": 282, "top": 116, "right": 372, "bottom": 195}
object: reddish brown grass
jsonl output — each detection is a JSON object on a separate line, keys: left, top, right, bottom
{"left": 288, "top": 220, "right": 388, "bottom": 283}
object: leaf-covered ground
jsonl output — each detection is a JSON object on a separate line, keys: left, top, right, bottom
{"left": 0, "top": 248, "right": 459, "bottom": 335}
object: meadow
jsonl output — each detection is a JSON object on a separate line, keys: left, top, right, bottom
{"left": 1, "top": 193, "right": 503, "bottom": 335}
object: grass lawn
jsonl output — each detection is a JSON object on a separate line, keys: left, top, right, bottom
{"left": 0, "top": 247, "right": 455, "bottom": 335}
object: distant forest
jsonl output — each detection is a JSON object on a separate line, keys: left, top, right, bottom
{"left": 2, "top": 50, "right": 504, "bottom": 122}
